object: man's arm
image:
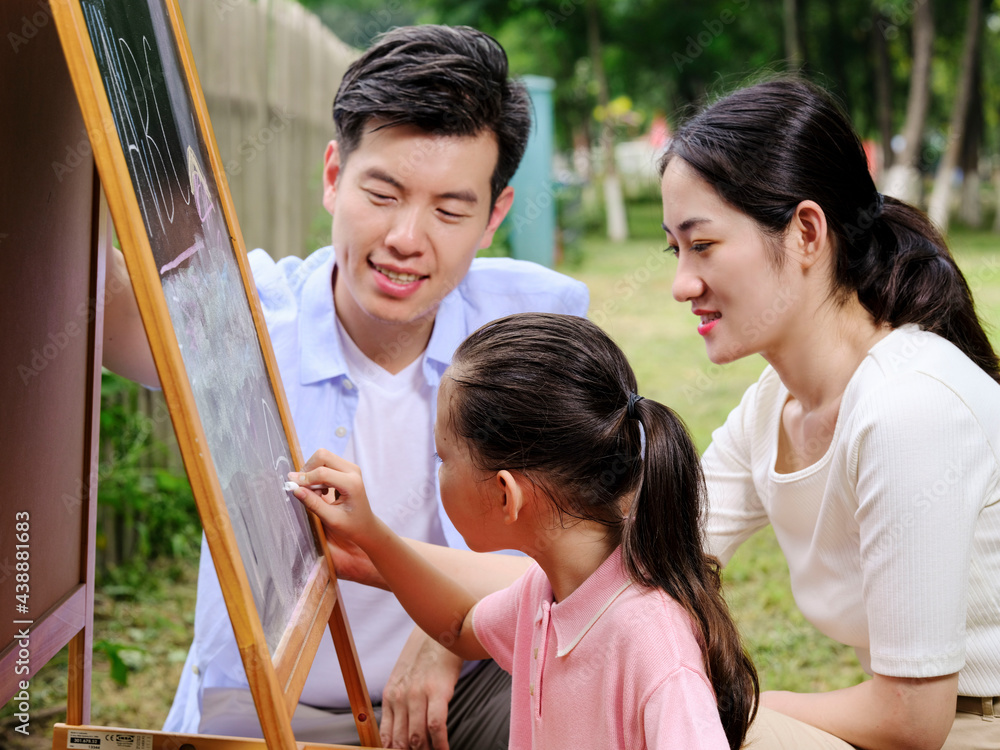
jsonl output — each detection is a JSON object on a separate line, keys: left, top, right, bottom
{"left": 103, "top": 246, "right": 160, "bottom": 388}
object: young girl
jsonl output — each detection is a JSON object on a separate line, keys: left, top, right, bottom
{"left": 291, "top": 312, "right": 758, "bottom": 749}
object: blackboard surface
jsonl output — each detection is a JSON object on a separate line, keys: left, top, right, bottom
{"left": 80, "top": 0, "right": 317, "bottom": 653}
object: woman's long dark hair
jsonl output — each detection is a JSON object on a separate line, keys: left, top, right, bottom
{"left": 660, "top": 77, "right": 1000, "bottom": 382}
{"left": 450, "top": 313, "right": 758, "bottom": 750}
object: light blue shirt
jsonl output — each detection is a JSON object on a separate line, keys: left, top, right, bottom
{"left": 164, "top": 246, "right": 589, "bottom": 732}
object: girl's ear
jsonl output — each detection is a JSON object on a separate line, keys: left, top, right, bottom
{"left": 495, "top": 470, "right": 526, "bottom": 525}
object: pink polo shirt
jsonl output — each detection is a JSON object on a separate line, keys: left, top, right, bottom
{"left": 472, "top": 547, "right": 729, "bottom": 749}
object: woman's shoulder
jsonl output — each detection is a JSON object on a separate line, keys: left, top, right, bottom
{"left": 841, "top": 326, "right": 1000, "bottom": 460}
{"left": 850, "top": 325, "right": 1000, "bottom": 418}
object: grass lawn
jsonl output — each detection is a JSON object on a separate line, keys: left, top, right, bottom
{"left": 4, "top": 222, "right": 998, "bottom": 746}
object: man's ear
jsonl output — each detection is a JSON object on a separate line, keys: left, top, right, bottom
{"left": 788, "top": 199, "right": 829, "bottom": 270}
{"left": 478, "top": 186, "right": 515, "bottom": 250}
{"left": 322, "top": 140, "right": 342, "bottom": 216}
{"left": 495, "top": 469, "right": 527, "bottom": 525}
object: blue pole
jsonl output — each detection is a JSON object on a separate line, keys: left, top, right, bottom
{"left": 507, "top": 75, "right": 556, "bottom": 268}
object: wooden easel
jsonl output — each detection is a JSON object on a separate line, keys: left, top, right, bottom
{"left": 1, "top": 1, "right": 380, "bottom": 747}
{"left": 0, "top": 1, "right": 104, "bottom": 730}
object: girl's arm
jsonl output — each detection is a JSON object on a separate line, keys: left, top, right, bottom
{"left": 762, "top": 671, "right": 958, "bottom": 750}
{"left": 292, "top": 449, "right": 488, "bottom": 661}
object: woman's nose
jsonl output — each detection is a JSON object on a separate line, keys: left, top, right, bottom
{"left": 671, "top": 255, "right": 705, "bottom": 302}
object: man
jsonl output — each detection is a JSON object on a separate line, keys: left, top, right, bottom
{"left": 103, "top": 24, "right": 587, "bottom": 749}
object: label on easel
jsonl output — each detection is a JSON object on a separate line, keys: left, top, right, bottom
{"left": 67, "top": 730, "right": 153, "bottom": 750}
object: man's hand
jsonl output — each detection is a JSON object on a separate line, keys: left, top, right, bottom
{"left": 381, "top": 627, "right": 465, "bottom": 749}
{"left": 322, "top": 532, "right": 387, "bottom": 589}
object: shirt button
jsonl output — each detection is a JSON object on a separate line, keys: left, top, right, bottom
{"left": 529, "top": 684, "right": 534, "bottom": 696}
{"left": 335, "top": 426, "right": 347, "bottom": 438}
{"left": 343, "top": 380, "right": 354, "bottom": 390}
{"left": 533, "top": 648, "right": 538, "bottom": 660}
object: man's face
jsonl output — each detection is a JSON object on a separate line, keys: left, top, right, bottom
{"left": 322, "top": 124, "right": 513, "bottom": 338}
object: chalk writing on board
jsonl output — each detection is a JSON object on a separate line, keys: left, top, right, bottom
{"left": 80, "top": 0, "right": 318, "bottom": 653}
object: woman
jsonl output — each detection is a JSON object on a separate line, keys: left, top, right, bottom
{"left": 660, "top": 77, "right": 1000, "bottom": 749}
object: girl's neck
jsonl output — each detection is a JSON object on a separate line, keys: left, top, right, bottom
{"left": 523, "top": 521, "right": 616, "bottom": 603}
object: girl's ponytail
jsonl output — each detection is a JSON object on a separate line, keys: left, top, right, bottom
{"left": 848, "top": 198, "right": 1000, "bottom": 382}
{"left": 623, "top": 399, "right": 758, "bottom": 750}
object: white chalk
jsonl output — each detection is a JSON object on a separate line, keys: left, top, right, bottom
{"left": 284, "top": 480, "right": 329, "bottom": 495}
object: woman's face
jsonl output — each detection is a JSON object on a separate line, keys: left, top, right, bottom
{"left": 661, "top": 157, "right": 800, "bottom": 365}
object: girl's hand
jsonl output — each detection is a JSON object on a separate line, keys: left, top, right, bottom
{"left": 290, "top": 449, "right": 381, "bottom": 550}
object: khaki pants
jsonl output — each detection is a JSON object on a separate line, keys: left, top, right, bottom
{"left": 745, "top": 704, "right": 1000, "bottom": 749}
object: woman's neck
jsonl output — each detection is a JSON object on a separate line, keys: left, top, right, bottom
{"left": 765, "top": 296, "right": 890, "bottom": 413}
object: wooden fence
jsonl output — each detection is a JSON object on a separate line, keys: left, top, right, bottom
{"left": 178, "top": 0, "right": 357, "bottom": 259}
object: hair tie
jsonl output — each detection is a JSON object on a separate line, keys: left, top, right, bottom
{"left": 626, "top": 392, "right": 644, "bottom": 419}
{"left": 873, "top": 191, "right": 885, "bottom": 219}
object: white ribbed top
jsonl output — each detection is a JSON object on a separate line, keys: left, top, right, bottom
{"left": 705, "top": 325, "right": 1000, "bottom": 696}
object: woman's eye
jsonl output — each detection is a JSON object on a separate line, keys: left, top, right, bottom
{"left": 665, "top": 245, "right": 679, "bottom": 257}
{"left": 692, "top": 243, "right": 711, "bottom": 252}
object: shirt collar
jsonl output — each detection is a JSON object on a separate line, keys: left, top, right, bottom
{"left": 424, "top": 283, "right": 468, "bottom": 374}
{"left": 550, "top": 547, "right": 632, "bottom": 657}
{"left": 297, "top": 254, "right": 470, "bottom": 386}
{"left": 298, "top": 251, "right": 347, "bottom": 384}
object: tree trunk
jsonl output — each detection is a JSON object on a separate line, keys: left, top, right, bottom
{"left": 993, "top": 163, "right": 1000, "bottom": 233}
{"left": 958, "top": 60, "right": 983, "bottom": 227}
{"left": 872, "top": 9, "right": 894, "bottom": 174}
{"left": 587, "top": 0, "right": 627, "bottom": 242}
{"left": 883, "top": 0, "right": 934, "bottom": 205}
{"left": 784, "top": 0, "right": 803, "bottom": 68}
{"left": 928, "top": 0, "right": 984, "bottom": 232}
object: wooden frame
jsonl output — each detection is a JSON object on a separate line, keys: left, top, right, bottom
{"left": 49, "top": 0, "right": 378, "bottom": 747}
{"left": 0, "top": 0, "right": 105, "bottom": 725}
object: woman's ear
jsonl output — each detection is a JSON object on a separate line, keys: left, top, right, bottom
{"left": 788, "top": 199, "right": 830, "bottom": 270}
{"left": 495, "top": 470, "right": 527, "bottom": 525}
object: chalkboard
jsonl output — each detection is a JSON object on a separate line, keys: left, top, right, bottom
{"left": 80, "top": 0, "right": 316, "bottom": 653}
{"left": 51, "top": 0, "right": 378, "bottom": 746}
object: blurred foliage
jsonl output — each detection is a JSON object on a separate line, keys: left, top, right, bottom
{"left": 98, "top": 372, "right": 200, "bottom": 580}
{"left": 297, "top": 0, "right": 1000, "bottom": 173}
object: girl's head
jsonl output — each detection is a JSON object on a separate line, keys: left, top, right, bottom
{"left": 445, "top": 312, "right": 757, "bottom": 749}
{"left": 445, "top": 312, "right": 648, "bottom": 543}
{"left": 660, "top": 78, "right": 999, "bottom": 380}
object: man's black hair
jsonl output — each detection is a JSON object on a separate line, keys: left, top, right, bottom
{"left": 333, "top": 25, "right": 531, "bottom": 207}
